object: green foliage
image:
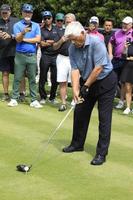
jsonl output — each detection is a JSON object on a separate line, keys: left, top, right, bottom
{"left": 0, "top": 0, "right": 132, "bottom": 26}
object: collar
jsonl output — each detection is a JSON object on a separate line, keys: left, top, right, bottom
{"left": 21, "top": 19, "right": 32, "bottom": 25}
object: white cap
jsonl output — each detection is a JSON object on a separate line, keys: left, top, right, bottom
{"left": 122, "top": 16, "right": 132, "bottom": 24}
{"left": 89, "top": 16, "right": 99, "bottom": 24}
{"left": 64, "top": 21, "right": 85, "bottom": 36}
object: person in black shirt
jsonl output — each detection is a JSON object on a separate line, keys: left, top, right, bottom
{"left": 53, "top": 13, "right": 76, "bottom": 111}
{"left": 0, "top": 4, "right": 25, "bottom": 101}
{"left": 39, "top": 11, "right": 58, "bottom": 104}
{"left": 100, "top": 19, "right": 115, "bottom": 49}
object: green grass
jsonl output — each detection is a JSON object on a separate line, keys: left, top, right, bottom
{"left": 0, "top": 78, "right": 133, "bottom": 200}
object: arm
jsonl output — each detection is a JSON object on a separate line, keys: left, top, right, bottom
{"left": 71, "top": 69, "right": 81, "bottom": 102}
{"left": 84, "top": 66, "right": 103, "bottom": 87}
{"left": 53, "top": 36, "right": 68, "bottom": 50}
{"left": 108, "top": 42, "right": 113, "bottom": 60}
{"left": 23, "top": 35, "right": 41, "bottom": 43}
{"left": 40, "top": 39, "right": 54, "bottom": 47}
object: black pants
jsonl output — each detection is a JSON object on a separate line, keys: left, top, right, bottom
{"left": 39, "top": 54, "right": 58, "bottom": 100}
{"left": 70, "top": 71, "right": 117, "bottom": 156}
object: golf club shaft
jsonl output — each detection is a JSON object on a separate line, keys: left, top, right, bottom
{"left": 30, "top": 106, "right": 74, "bottom": 167}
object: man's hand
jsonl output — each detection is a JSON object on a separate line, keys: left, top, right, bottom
{"left": 1, "top": 32, "right": 11, "bottom": 39}
{"left": 80, "top": 85, "right": 89, "bottom": 99}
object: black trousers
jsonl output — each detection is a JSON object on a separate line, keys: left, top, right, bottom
{"left": 70, "top": 71, "right": 117, "bottom": 156}
{"left": 39, "top": 54, "right": 58, "bottom": 100}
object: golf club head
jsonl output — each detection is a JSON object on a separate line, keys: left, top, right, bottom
{"left": 16, "top": 164, "right": 32, "bottom": 173}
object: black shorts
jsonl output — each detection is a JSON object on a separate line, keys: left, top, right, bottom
{"left": 0, "top": 56, "right": 14, "bottom": 74}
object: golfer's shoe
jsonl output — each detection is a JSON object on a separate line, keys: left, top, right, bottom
{"left": 30, "top": 100, "right": 43, "bottom": 108}
{"left": 8, "top": 99, "right": 18, "bottom": 107}
{"left": 90, "top": 155, "right": 106, "bottom": 165}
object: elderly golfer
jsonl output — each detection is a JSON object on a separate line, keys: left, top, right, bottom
{"left": 62, "top": 22, "right": 117, "bottom": 165}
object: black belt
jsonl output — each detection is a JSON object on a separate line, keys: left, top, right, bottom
{"left": 17, "top": 52, "right": 36, "bottom": 56}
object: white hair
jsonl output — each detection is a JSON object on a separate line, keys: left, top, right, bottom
{"left": 64, "top": 21, "right": 85, "bottom": 36}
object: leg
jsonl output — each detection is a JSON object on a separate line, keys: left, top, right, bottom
{"left": 39, "top": 56, "right": 49, "bottom": 100}
{"left": 26, "top": 55, "right": 37, "bottom": 102}
{"left": 12, "top": 53, "right": 26, "bottom": 100}
{"left": 125, "top": 82, "right": 132, "bottom": 109}
{"left": 96, "top": 72, "right": 117, "bottom": 156}
{"left": 49, "top": 57, "right": 58, "bottom": 100}
{"left": 2, "top": 71, "right": 9, "bottom": 94}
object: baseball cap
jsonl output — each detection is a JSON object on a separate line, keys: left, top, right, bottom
{"left": 0, "top": 4, "right": 11, "bottom": 11}
{"left": 122, "top": 16, "right": 133, "bottom": 24}
{"left": 89, "top": 16, "right": 99, "bottom": 24}
{"left": 64, "top": 21, "right": 85, "bottom": 36}
{"left": 41, "top": 11, "right": 52, "bottom": 18}
{"left": 21, "top": 4, "right": 33, "bottom": 13}
{"left": 55, "top": 13, "right": 64, "bottom": 20}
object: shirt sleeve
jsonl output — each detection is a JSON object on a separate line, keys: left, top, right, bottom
{"left": 35, "top": 23, "right": 41, "bottom": 36}
{"left": 69, "top": 44, "right": 78, "bottom": 70}
{"left": 93, "top": 40, "right": 109, "bottom": 67}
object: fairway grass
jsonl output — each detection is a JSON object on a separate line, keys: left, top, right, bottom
{"left": 0, "top": 97, "right": 133, "bottom": 200}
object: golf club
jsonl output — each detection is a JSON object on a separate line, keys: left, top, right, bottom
{"left": 16, "top": 105, "right": 74, "bottom": 173}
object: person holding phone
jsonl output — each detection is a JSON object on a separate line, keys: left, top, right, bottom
{"left": 8, "top": 3, "right": 42, "bottom": 108}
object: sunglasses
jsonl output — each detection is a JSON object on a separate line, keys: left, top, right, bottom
{"left": 44, "top": 17, "right": 51, "bottom": 20}
{"left": 57, "top": 20, "right": 63, "bottom": 22}
{"left": 1, "top": 12, "right": 8, "bottom": 14}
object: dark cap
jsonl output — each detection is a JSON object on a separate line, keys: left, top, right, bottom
{"left": 0, "top": 4, "right": 11, "bottom": 11}
{"left": 41, "top": 11, "right": 52, "bottom": 18}
{"left": 21, "top": 3, "right": 33, "bottom": 13}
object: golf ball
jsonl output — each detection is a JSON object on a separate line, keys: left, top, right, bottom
{"left": 24, "top": 166, "right": 29, "bottom": 172}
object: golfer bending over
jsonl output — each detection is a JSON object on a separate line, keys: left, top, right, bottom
{"left": 62, "top": 22, "right": 117, "bottom": 165}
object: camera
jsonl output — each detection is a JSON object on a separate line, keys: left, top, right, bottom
{"left": 126, "top": 38, "right": 131, "bottom": 44}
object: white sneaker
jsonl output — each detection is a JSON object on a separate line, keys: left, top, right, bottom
{"left": 8, "top": 99, "right": 18, "bottom": 107}
{"left": 48, "top": 99, "right": 58, "bottom": 104}
{"left": 71, "top": 99, "right": 76, "bottom": 107}
{"left": 115, "top": 100, "right": 124, "bottom": 109}
{"left": 123, "top": 107, "right": 131, "bottom": 115}
{"left": 40, "top": 99, "right": 46, "bottom": 104}
{"left": 30, "top": 100, "right": 43, "bottom": 108}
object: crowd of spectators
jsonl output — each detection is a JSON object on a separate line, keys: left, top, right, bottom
{"left": 0, "top": 3, "right": 133, "bottom": 114}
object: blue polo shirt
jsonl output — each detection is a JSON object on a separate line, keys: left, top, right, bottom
{"left": 13, "top": 19, "right": 41, "bottom": 53}
{"left": 69, "top": 34, "right": 113, "bottom": 80}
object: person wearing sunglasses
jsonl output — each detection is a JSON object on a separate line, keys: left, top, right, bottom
{"left": 39, "top": 11, "right": 59, "bottom": 105}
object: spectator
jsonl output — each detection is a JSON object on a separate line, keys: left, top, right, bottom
{"left": 62, "top": 21, "right": 117, "bottom": 166}
{"left": 100, "top": 19, "right": 115, "bottom": 48}
{"left": 88, "top": 16, "right": 104, "bottom": 41}
{"left": 120, "top": 31, "right": 133, "bottom": 114}
{"left": 39, "top": 11, "right": 58, "bottom": 104}
{"left": 53, "top": 13, "right": 76, "bottom": 111}
{"left": 0, "top": 4, "right": 25, "bottom": 101}
{"left": 108, "top": 16, "right": 133, "bottom": 109}
{"left": 8, "top": 3, "right": 42, "bottom": 108}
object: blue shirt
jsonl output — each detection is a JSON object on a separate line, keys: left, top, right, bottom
{"left": 69, "top": 34, "right": 113, "bottom": 80}
{"left": 13, "top": 19, "right": 41, "bottom": 53}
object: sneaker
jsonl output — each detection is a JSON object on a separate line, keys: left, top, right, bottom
{"left": 40, "top": 99, "right": 46, "bottom": 104}
{"left": 115, "top": 100, "right": 124, "bottom": 109}
{"left": 71, "top": 99, "right": 76, "bottom": 107}
{"left": 48, "top": 99, "right": 58, "bottom": 104}
{"left": 58, "top": 104, "right": 67, "bottom": 112}
{"left": 30, "top": 100, "right": 43, "bottom": 108}
{"left": 8, "top": 99, "right": 18, "bottom": 107}
{"left": 1, "top": 93, "right": 10, "bottom": 102}
{"left": 123, "top": 107, "right": 131, "bottom": 115}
